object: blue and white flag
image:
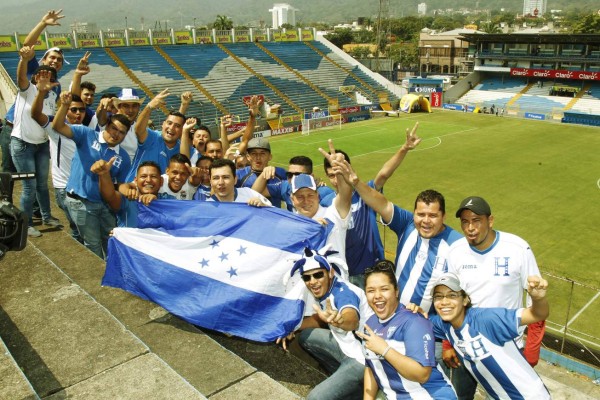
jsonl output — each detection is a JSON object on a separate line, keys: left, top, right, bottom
{"left": 103, "top": 200, "right": 332, "bottom": 342}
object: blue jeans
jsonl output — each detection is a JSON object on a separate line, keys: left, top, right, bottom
{"left": 65, "top": 195, "right": 115, "bottom": 259}
{"left": 55, "top": 188, "right": 83, "bottom": 243}
{"left": 10, "top": 137, "right": 51, "bottom": 225}
{"left": 298, "top": 328, "right": 363, "bottom": 400}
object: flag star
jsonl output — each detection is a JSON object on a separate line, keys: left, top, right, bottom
{"left": 227, "top": 267, "right": 238, "bottom": 277}
{"left": 210, "top": 239, "right": 220, "bottom": 248}
{"left": 219, "top": 252, "right": 229, "bottom": 262}
{"left": 199, "top": 258, "right": 209, "bottom": 268}
{"left": 237, "top": 245, "right": 247, "bottom": 255}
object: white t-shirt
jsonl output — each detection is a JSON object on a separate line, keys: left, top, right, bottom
{"left": 45, "top": 123, "right": 76, "bottom": 189}
{"left": 158, "top": 174, "right": 198, "bottom": 200}
{"left": 206, "top": 187, "right": 271, "bottom": 205}
{"left": 311, "top": 204, "right": 350, "bottom": 279}
{"left": 12, "top": 84, "right": 56, "bottom": 144}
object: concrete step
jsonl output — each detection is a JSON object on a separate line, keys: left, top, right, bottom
{"left": 0, "top": 335, "right": 38, "bottom": 400}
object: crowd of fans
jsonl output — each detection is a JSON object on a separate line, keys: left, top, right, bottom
{"left": 1, "top": 9, "right": 553, "bottom": 399}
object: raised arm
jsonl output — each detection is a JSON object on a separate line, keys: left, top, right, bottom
{"left": 335, "top": 158, "right": 394, "bottom": 222}
{"left": 17, "top": 46, "right": 35, "bottom": 90}
{"left": 180, "top": 117, "right": 196, "bottom": 158}
{"left": 23, "top": 9, "right": 65, "bottom": 47}
{"left": 320, "top": 139, "right": 351, "bottom": 219}
{"left": 236, "top": 95, "right": 260, "bottom": 155}
{"left": 520, "top": 276, "right": 550, "bottom": 325}
{"left": 373, "top": 122, "right": 421, "bottom": 190}
{"left": 312, "top": 298, "right": 359, "bottom": 331}
{"left": 31, "top": 69, "right": 58, "bottom": 126}
{"left": 251, "top": 166, "right": 275, "bottom": 197}
{"left": 70, "top": 52, "right": 91, "bottom": 97}
{"left": 178, "top": 91, "right": 193, "bottom": 115}
{"left": 96, "top": 96, "right": 115, "bottom": 127}
{"left": 91, "top": 157, "right": 122, "bottom": 211}
{"left": 135, "top": 88, "right": 169, "bottom": 144}
{"left": 51, "top": 91, "right": 74, "bottom": 138}
{"left": 219, "top": 114, "right": 233, "bottom": 155}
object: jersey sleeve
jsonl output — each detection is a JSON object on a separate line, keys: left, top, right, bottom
{"left": 385, "top": 204, "right": 413, "bottom": 235}
{"left": 401, "top": 315, "right": 437, "bottom": 367}
{"left": 69, "top": 124, "right": 90, "bottom": 146}
{"left": 331, "top": 285, "right": 360, "bottom": 314}
{"left": 429, "top": 315, "right": 448, "bottom": 341}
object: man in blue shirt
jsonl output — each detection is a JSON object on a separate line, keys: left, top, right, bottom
{"left": 52, "top": 91, "right": 132, "bottom": 259}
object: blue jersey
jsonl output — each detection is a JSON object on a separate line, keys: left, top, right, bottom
{"left": 364, "top": 306, "right": 456, "bottom": 399}
{"left": 266, "top": 180, "right": 334, "bottom": 211}
{"left": 115, "top": 195, "right": 138, "bottom": 227}
{"left": 235, "top": 166, "right": 287, "bottom": 208}
{"left": 431, "top": 308, "right": 550, "bottom": 400}
{"left": 387, "top": 205, "right": 462, "bottom": 313}
{"left": 126, "top": 129, "right": 180, "bottom": 181}
{"left": 66, "top": 125, "right": 131, "bottom": 202}
{"left": 321, "top": 180, "right": 384, "bottom": 277}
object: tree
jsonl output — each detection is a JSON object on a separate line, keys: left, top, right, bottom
{"left": 280, "top": 23, "right": 295, "bottom": 29}
{"left": 350, "top": 46, "right": 372, "bottom": 59}
{"left": 213, "top": 15, "right": 233, "bottom": 30}
{"left": 324, "top": 28, "right": 354, "bottom": 49}
{"left": 572, "top": 13, "right": 600, "bottom": 33}
{"left": 479, "top": 21, "right": 501, "bottom": 34}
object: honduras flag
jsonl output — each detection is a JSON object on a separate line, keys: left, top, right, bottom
{"left": 103, "top": 200, "right": 332, "bottom": 342}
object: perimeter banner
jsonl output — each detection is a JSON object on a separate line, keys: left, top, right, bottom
{"left": 18, "top": 35, "right": 46, "bottom": 50}
{"left": 175, "top": 31, "right": 193, "bottom": 44}
{"left": 0, "top": 35, "right": 18, "bottom": 52}
{"left": 48, "top": 36, "right": 73, "bottom": 49}
{"left": 130, "top": 37, "right": 150, "bottom": 46}
{"left": 105, "top": 38, "right": 126, "bottom": 47}
{"left": 510, "top": 68, "right": 599, "bottom": 81}
{"left": 78, "top": 38, "right": 101, "bottom": 48}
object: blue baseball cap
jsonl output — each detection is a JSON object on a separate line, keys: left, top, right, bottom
{"left": 291, "top": 174, "right": 316, "bottom": 193}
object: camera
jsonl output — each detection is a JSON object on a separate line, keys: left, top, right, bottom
{"left": 0, "top": 172, "right": 31, "bottom": 260}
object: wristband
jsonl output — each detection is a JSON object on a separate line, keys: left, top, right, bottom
{"left": 381, "top": 345, "right": 391, "bottom": 358}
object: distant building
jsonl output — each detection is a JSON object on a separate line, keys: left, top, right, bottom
{"left": 418, "top": 3, "right": 427, "bottom": 15}
{"left": 523, "top": 0, "right": 546, "bottom": 17}
{"left": 70, "top": 21, "right": 98, "bottom": 34}
{"left": 269, "top": 3, "right": 298, "bottom": 29}
{"left": 419, "top": 28, "right": 480, "bottom": 76}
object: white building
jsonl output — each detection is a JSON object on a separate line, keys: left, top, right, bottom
{"left": 269, "top": 3, "right": 298, "bottom": 29}
{"left": 418, "top": 3, "right": 427, "bottom": 15}
{"left": 523, "top": 0, "right": 546, "bottom": 17}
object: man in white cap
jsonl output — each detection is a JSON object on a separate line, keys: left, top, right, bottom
{"left": 444, "top": 196, "right": 546, "bottom": 400}
{"left": 278, "top": 247, "right": 371, "bottom": 400}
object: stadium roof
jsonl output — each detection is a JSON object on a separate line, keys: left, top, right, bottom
{"left": 459, "top": 33, "right": 600, "bottom": 45}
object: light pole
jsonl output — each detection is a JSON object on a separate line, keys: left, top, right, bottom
{"left": 125, "top": 16, "right": 128, "bottom": 31}
{"left": 194, "top": 18, "right": 197, "bottom": 28}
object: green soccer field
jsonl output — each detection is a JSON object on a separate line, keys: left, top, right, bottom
{"left": 268, "top": 111, "right": 600, "bottom": 288}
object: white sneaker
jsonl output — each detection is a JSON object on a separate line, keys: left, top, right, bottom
{"left": 27, "top": 227, "right": 42, "bottom": 237}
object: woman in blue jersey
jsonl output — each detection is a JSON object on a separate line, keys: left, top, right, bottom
{"left": 356, "top": 260, "right": 456, "bottom": 400}
{"left": 429, "top": 272, "right": 550, "bottom": 400}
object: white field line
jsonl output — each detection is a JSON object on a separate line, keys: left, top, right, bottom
{"left": 546, "top": 323, "right": 600, "bottom": 350}
{"left": 559, "top": 291, "right": 600, "bottom": 333}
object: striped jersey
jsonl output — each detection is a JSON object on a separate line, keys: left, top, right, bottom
{"left": 386, "top": 205, "right": 462, "bottom": 313}
{"left": 431, "top": 308, "right": 550, "bottom": 400}
{"left": 364, "top": 306, "right": 456, "bottom": 399}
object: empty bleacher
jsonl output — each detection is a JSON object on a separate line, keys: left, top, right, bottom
{"left": 475, "top": 77, "right": 528, "bottom": 92}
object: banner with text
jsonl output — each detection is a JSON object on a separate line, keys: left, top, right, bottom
{"left": 18, "top": 35, "right": 46, "bottom": 51}
{"left": 0, "top": 35, "right": 18, "bottom": 52}
{"left": 175, "top": 31, "right": 193, "bottom": 45}
{"left": 301, "top": 30, "right": 314, "bottom": 41}
{"left": 48, "top": 36, "right": 73, "bottom": 49}
{"left": 78, "top": 38, "right": 101, "bottom": 48}
{"left": 510, "top": 68, "right": 599, "bottom": 81}
{"left": 105, "top": 38, "right": 126, "bottom": 47}
{"left": 130, "top": 37, "right": 150, "bottom": 46}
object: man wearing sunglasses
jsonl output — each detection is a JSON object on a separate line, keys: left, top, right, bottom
{"left": 53, "top": 91, "right": 132, "bottom": 259}
{"left": 251, "top": 155, "right": 334, "bottom": 212}
{"left": 279, "top": 248, "right": 372, "bottom": 400}
{"left": 32, "top": 70, "right": 86, "bottom": 243}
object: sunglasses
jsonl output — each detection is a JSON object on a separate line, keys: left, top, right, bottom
{"left": 286, "top": 171, "right": 303, "bottom": 179}
{"left": 69, "top": 107, "right": 86, "bottom": 113}
{"left": 301, "top": 271, "right": 325, "bottom": 282}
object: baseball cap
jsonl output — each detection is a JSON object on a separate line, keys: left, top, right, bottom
{"left": 113, "top": 88, "right": 145, "bottom": 106}
{"left": 431, "top": 272, "right": 463, "bottom": 295}
{"left": 455, "top": 196, "right": 491, "bottom": 218}
{"left": 42, "top": 47, "right": 70, "bottom": 64}
{"left": 247, "top": 137, "right": 271, "bottom": 152}
{"left": 291, "top": 174, "right": 317, "bottom": 193}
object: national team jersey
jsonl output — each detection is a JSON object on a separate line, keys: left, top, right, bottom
{"left": 321, "top": 180, "right": 384, "bottom": 277}
{"left": 446, "top": 231, "right": 540, "bottom": 310}
{"left": 206, "top": 187, "right": 271, "bottom": 205}
{"left": 430, "top": 308, "right": 550, "bottom": 400}
{"left": 126, "top": 129, "right": 180, "bottom": 181}
{"left": 386, "top": 205, "right": 462, "bottom": 313}
{"left": 66, "top": 125, "right": 131, "bottom": 202}
{"left": 236, "top": 166, "right": 287, "bottom": 208}
{"left": 115, "top": 195, "right": 139, "bottom": 227}
{"left": 364, "top": 306, "right": 456, "bottom": 399}
{"left": 158, "top": 174, "right": 198, "bottom": 200}
{"left": 316, "top": 277, "right": 373, "bottom": 363}
{"left": 310, "top": 204, "right": 350, "bottom": 279}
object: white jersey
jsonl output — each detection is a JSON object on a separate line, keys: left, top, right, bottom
{"left": 312, "top": 204, "right": 350, "bottom": 279}
{"left": 206, "top": 187, "right": 271, "bottom": 205}
{"left": 446, "top": 231, "right": 540, "bottom": 309}
{"left": 45, "top": 123, "right": 76, "bottom": 189}
{"left": 158, "top": 174, "right": 198, "bottom": 200}
{"left": 12, "top": 84, "right": 56, "bottom": 144}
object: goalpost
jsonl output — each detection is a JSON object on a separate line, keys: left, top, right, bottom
{"left": 301, "top": 113, "right": 343, "bottom": 136}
